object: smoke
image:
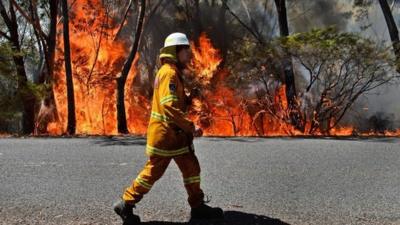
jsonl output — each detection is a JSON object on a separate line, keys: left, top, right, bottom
{"left": 282, "top": 0, "right": 400, "bottom": 130}
{"left": 347, "top": 1, "right": 400, "bottom": 129}
{"left": 288, "top": 0, "right": 352, "bottom": 32}
{"left": 352, "top": 85, "right": 400, "bottom": 131}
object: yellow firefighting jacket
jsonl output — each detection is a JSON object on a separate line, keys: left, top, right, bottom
{"left": 146, "top": 63, "right": 195, "bottom": 157}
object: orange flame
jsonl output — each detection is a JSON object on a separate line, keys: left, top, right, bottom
{"left": 47, "top": 2, "right": 400, "bottom": 137}
{"left": 190, "top": 33, "right": 223, "bottom": 85}
{"left": 51, "top": 0, "right": 148, "bottom": 135}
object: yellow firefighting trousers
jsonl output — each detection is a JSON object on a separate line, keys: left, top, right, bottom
{"left": 122, "top": 151, "right": 204, "bottom": 208}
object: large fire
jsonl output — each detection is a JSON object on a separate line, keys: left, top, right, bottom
{"left": 51, "top": 0, "right": 149, "bottom": 135}
{"left": 48, "top": 1, "right": 400, "bottom": 137}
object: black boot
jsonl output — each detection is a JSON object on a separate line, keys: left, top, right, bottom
{"left": 190, "top": 203, "right": 224, "bottom": 220}
{"left": 113, "top": 200, "right": 140, "bottom": 225}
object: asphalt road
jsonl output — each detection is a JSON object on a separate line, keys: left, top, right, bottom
{"left": 0, "top": 137, "right": 399, "bottom": 225}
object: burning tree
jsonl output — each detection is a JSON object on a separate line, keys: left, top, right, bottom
{"left": 1, "top": 1, "right": 400, "bottom": 136}
{"left": 274, "top": 0, "right": 304, "bottom": 132}
{"left": 52, "top": 0, "right": 149, "bottom": 135}
{"left": 187, "top": 33, "right": 254, "bottom": 136}
{"left": 282, "top": 28, "right": 397, "bottom": 134}
{"left": 225, "top": 28, "right": 398, "bottom": 136}
{"left": 61, "top": 0, "right": 76, "bottom": 135}
{"left": 116, "top": 0, "right": 145, "bottom": 134}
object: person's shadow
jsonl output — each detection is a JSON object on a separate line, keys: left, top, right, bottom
{"left": 141, "top": 210, "right": 290, "bottom": 225}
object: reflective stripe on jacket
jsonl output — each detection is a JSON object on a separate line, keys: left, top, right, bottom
{"left": 146, "top": 63, "right": 194, "bottom": 157}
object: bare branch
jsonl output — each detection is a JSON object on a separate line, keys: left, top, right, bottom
{"left": 0, "top": 29, "right": 11, "bottom": 40}
{"left": 113, "top": 0, "right": 133, "bottom": 41}
{"left": 222, "top": 0, "right": 264, "bottom": 45}
{"left": 10, "top": 0, "right": 47, "bottom": 39}
{"left": 57, "top": 0, "right": 77, "bottom": 25}
{"left": 0, "top": 0, "right": 12, "bottom": 29}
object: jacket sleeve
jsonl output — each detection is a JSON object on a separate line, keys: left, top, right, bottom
{"left": 159, "top": 73, "right": 195, "bottom": 134}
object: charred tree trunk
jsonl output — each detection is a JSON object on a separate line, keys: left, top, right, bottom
{"left": 0, "top": 0, "right": 35, "bottom": 134}
{"left": 61, "top": 0, "right": 76, "bottom": 135}
{"left": 14, "top": 52, "right": 35, "bottom": 135}
{"left": 43, "top": 0, "right": 58, "bottom": 83}
{"left": 36, "top": 0, "right": 59, "bottom": 134}
{"left": 193, "top": 0, "right": 202, "bottom": 39}
{"left": 274, "top": 0, "right": 304, "bottom": 131}
{"left": 378, "top": 0, "right": 400, "bottom": 71}
{"left": 44, "top": 0, "right": 59, "bottom": 121}
{"left": 218, "top": 0, "right": 228, "bottom": 65}
{"left": 117, "top": 0, "right": 146, "bottom": 134}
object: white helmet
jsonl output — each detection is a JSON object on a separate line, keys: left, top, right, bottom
{"left": 163, "top": 32, "right": 190, "bottom": 48}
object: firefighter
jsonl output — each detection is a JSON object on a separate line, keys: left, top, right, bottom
{"left": 113, "top": 32, "right": 223, "bottom": 224}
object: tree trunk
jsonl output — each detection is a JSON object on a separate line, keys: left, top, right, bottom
{"left": 274, "top": 0, "right": 304, "bottom": 131}
{"left": 44, "top": 0, "right": 59, "bottom": 122}
{"left": 193, "top": 0, "right": 202, "bottom": 39}
{"left": 378, "top": 0, "right": 400, "bottom": 71}
{"left": 14, "top": 54, "right": 36, "bottom": 135}
{"left": 218, "top": 0, "right": 228, "bottom": 65}
{"left": 0, "top": 0, "right": 36, "bottom": 134}
{"left": 35, "top": 0, "right": 59, "bottom": 135}
{"left": 61, "top": 0, "right": 76, "bottom": 135}
{"left": 117, "top": 0, "right": 146, "bottom": 134}
{"left": 43, "top": 0, "right": 59, "bottom": 83}
{"left": 11, "top": 34, "right": 34, "bottom": 134}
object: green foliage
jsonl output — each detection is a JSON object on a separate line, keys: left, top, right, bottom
{"left": 25, "top": 81, "right": 51, "bottom": 101}
{"left": 0, "top": 93, "right": 20, "bottom": 121}
{"left": 280, "top": 27, "right": 393, "bottom": 81}
{"left": 225, "top": 37, "right": 281, "bottom": 90}
{"left": 281, "top": 27, "right": 395, "bottom": 133}
{"left": 0, "top": 43, "right": 44, "bottom": 125}
{"left": 0, "top": 43, "right": 14, "bottom": 75}
{"left": 0, "top": 43, "right": 19, "bottom": 122}
{"left": 281, "top": 27, "right": 375, "bottom": 53}
{"left": 224, "top": 27, "right": 397, "bottom": 133}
